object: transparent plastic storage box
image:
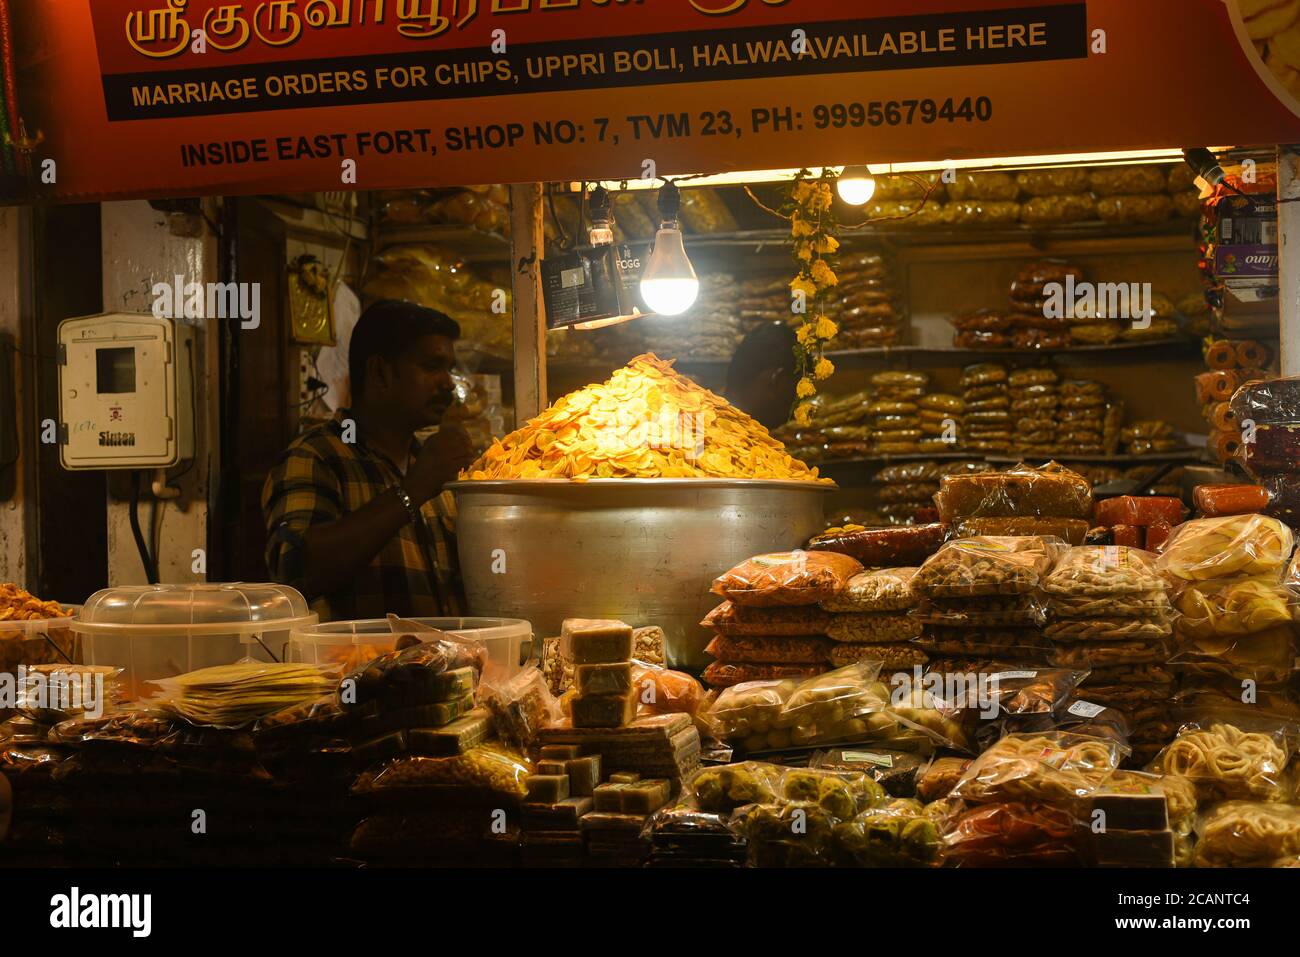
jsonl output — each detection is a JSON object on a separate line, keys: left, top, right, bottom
{"left": 72, "top": 583, "right": 317, "bottom": 698}
{"left": 288, "top": 617, "right": 533, "bottom": 678}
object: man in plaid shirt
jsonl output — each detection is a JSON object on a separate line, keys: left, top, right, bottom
{"left": 262, "top": 300, "right": 476, "bottom": 621}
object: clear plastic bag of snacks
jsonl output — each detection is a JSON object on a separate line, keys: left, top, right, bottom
{"left": 1156, "top": 515, "right": 1294, "bottom": 582}
{"left": 948, "top": 731, "right": 1124, "bottom": 805}
{"left": 1194, "top": 800, "right": 1300, "bottom": 867}
{"left": 819, "top": 568, "right": 917, "bottom": 612}
{"left": 828, "top": 798, "right": 946, "bottom": 867}
{"left": 713, "top": 550, "right": 864, "bottom": 607}
{"left": 943, "top": 801, "right": 1084, "bottom": 867}
{"left": 1173, "top": 575, "right": 1295, "bottom": 639}
{"left": 779, "top": 766, "right": 887, "bottom": 819}
{"left": 912, "top": 536, "right": 1069, "bottom": 597}
{"left": 1041, "top": 544, "right": 1165, "bottom": 596}
{"left": 687, "top": 761, "right": 783, "bottom": 813}
{"left": 774, "top": 662, "right": 891, "bottom": 746}
{"left": 1147, "top": 716, "right": 1291, "bottom": 803}
{"left": 702, "top": 601, "right": 831, "bottom": 636}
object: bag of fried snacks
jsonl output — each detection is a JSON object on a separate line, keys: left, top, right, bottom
{"left": 478, "top": 666, "right": 561, "bottom": 750}
{"left": 1042, "top": 544, "right": 1165, "bottom": 596}
{"left": 150, "top": 662, "right": 335, "bottom": 728}
{"left": 701, "top": 601, "right": 832, "bottom": 636}
{"left": 777, "top": 661, "right": 888, "bottom": 733}
{"left": 1146, "top": 716, "right": 1291, "bottom": 803}
{"left": 1194, "top": 801, "right": 1300, "bottom": 867}
{"left": 706, "top": 679, "right": 799, "bottom": 743}
{"left": 1156, "top": 514, "right": 1295, "bottom": 583}
{"left": 1173, "top": 575, "right": 1296, "bottom": 639}
{"left": 948, "top": 731, "right": 1124, "bottom": 805}
{"left": 352, "top": 746, "right": 534, "bottom": 802}
{"left": 912, "top": 535, "right": 1068, "bottom": 597}
{"left": 819, "top": 568, "right": 918, "bottom": 612}
{"left": 916, "top": 756, "right": 973, "bottom": 801}
{"left": 712, "top": 550, "right": 864, "bottom": 607}
{"left": 942, "top": 801, "right": 1084, "bottom": 867}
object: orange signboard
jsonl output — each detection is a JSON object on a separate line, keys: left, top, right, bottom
{"left": 2, "top": 0, "right": 1298, "bottom": 202}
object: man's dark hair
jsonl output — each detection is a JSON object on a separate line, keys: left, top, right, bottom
{"left": 726, "top": 320, "right": 797, "bottom": 394}
{"left": 349, "top": 299, "right": 460, "bottom": 400}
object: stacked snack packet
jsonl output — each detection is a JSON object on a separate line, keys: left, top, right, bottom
{"left": 1040, "top": 545, "right": 1177, "bottom": 766}
{"left": 701, "top": 550, "right": 861, "bottom": 689}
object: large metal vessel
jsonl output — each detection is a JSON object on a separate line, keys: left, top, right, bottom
{"left": 448, "top": 478, "right": 832, "bottom": 671}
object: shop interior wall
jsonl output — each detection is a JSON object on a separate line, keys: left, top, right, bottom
{"left": 33, "top": 205, "right": 108, "bottom": 601}
{"left": 216, "top": 196, "right": 367, "bottom": 583}
{"left": 0, "top": 204, "right": 108, "bottom": 601}
{"left": 101, "top": 201, "right": 218, "bottom": 587}
{"left": 0, "top": 205, "right": 36, "bottom": 589}
{"left": 546, "top": 233, "right": 1205, "bottom": 419}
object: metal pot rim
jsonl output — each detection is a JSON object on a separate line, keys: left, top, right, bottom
{"left": 447, "top": 478, "right": 837, "bottom": 493}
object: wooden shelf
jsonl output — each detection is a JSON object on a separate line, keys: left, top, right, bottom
{"left": 374, "top": 218, "right": 1197, "bottom": 262}
{"left": 376, "top": 224, "right": 509, "bottom": 261}
{"left": 825, "top": 338, "right": 1200, "bottom": 363}
{"left": 813, "top": 449, "right": 1203, "bottom": 474}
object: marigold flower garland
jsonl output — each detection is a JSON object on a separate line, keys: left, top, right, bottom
{"left": 787, "top": 169, "right": 841, "bottom": 427}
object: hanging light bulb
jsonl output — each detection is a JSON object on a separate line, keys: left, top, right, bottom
{"left": 573, "top": 185, "right": 642, "bottom": 330}
{"left": 640, "top": 180, "right": 699, "bottom": 316}
{"left": 837, "top": 165, "right": 876, "bottom": 205}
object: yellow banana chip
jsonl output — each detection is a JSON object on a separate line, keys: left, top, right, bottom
{"left": 463, "top": 353, "right": 830, "bottom": 483}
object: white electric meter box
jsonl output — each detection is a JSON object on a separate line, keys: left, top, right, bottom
{"left": 57, "top": 312, "right": 196, "bottom": 470}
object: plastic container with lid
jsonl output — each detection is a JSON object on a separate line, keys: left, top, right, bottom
{"left": 287, "top": 617, "right": 533, "bottom": 678}
{"left": 72, "top": 583, "right": 316, "bottom": 699}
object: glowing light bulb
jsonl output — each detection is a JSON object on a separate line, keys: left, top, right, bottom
{"left": 837, "top": 165, "right": 876, "bottom": 205}
{"left": 639, "top": 180, "right": 699, "bottom": 316}
{"left": 640, "top": 225, "right": 699, "bottom": 315}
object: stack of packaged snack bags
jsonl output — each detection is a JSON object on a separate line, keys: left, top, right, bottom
{"left": 1231, "top": 375, "right": 1300, "bottom": 529}
{"left": 958, "top": 363, "right": 1012, "bottom": 453}
{"left": 829, "top": 251, "right": 907, "bottom": 349}
{"left": 1056, "top": 378, "right": 1115, "bottom": 456}
{"left": 805, "top": 523, "right": 947, "bottom": 673}
{"left": 916, "top": 393, "right": 966, "bottom": 454}
{"left": 1005, "top": 259, "right": 1075, "bottom": 350}
{"left": 910, "top": 535, "right": 1062, "bottom": 674}
{"left": 1039, "top": 546, "right": 1176, "bottom": 766}
{"left": 1008, "top": 367, "right": 1060, "bottom": 456}
{"left": 870, "top": 460, "right": 988, "bottom": 526}
{"left": 1195, "top": 339, "right": 1272, "bottom": 465}
{"left": 1155, "top": 514, "right": 1296, "bottom": 718}
{"left": 700, "top": 551, "right": 856, "bottom": 690}
{"left": 867, "top": 371, "right": 928, "bottom": 455}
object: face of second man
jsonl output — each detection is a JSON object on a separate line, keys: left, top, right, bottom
{"left": 385, "top": 333, "right": 457, "bottom": 430}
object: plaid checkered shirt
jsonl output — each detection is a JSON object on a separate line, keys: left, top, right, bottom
{"left": 261, "top": 409, "right": 464, "bottom": 622}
